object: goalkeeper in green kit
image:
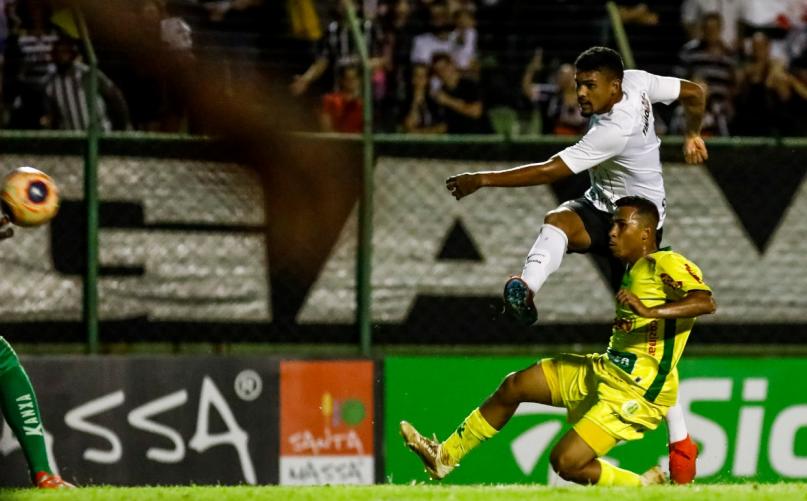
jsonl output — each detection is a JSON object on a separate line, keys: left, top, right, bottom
{"left": 0, "top": 216, "right": 74, "bottom": 489}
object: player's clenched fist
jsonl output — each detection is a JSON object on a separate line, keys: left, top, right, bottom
{"left": 445, "top": 173, "right": 482, "bottom": 200}
{"left": 616, "top": 288, "right": 652, "bottom": 317}
{"left": 683, "top": 134, "right": 708, "bottom": 165}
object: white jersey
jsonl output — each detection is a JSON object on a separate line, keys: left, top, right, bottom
{"left": 557, "top": 69, "right": 681, "bottom": 226}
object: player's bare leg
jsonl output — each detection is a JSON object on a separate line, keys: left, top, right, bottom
{"left": 478, "top": 362, "right": 555, "bottom": 428}
{"left": 550, "top": 429, "right": 601, "bottom": 484}
{"left": 401, "top": 363, "right": 555, "bottom": 479}
{"left": 504, "top": 209, "right": 590, "bottom": 325}
{"left": 544, "top": 208, "right": 593, "bottom": 252}
{"left": 550, "top": 428, "right": 667, "bottom": 486}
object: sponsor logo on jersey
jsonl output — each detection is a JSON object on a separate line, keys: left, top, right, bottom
{"left": 641, "top": 92, "right": 652, "bottom": 136}
{"left": 647, "top": 320, "right": 658, "bottom": 356}
{"left": 621, "top": 399, "right": 640, "bottom": 417}
{"left": 684, "top": 263, "right": 703, "bottom": 283}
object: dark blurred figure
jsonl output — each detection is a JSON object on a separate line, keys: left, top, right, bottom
{"left": 401, "top": 63, "right": 445, "bottom": 133}
{"left": 290, "top": 3, "right": 384, "bottom": 98}
{"left": 610, "top": 1, "right": 684, "bottom": 71}
{"left": 451, "top": 6, "right": 477, "bottom": 76}
{"left": 203, "top": 0, "right": 265, "bottom": 23}
{"left": 3, "top": 0, "right": 58, "bottom": 129}
{"left": 379, "top": 0, "right": 418, "bottom": 129}
{"left": 0, "top": 0, "right": 15, "bottom": 109}
{"left": 677, "top": 13, "right": 738, "bottom": 117}
{"left": 43, "top": 36, "right": 130, "bottom": 131}
{"left": 431, "top": 52, "right": 485, "bottom": 133}
{"left": 669, "top": 74, "right": 730, "bottom": 136}
{"left": 518, "top": 47, "right": 550, "bottom": 135}
{"left": 544, "top": 63, "right": 587, "bottom": 136}
{"left": 733, "top": 31, "right": 791, "bottom": 136}
{"left": 785, "top": 54, "right": 807, "bottom": 135}
{"left": 521, "top": 53, "right": 586, "bottom": 136}
{"left": 738, "top": 32, "right": 790, "bottom": 133}
{"left": 118, "top": 0, "right": 193, "bottom": 132}
{"left": 319, "top": 63, "right": 363, "bottom": 133}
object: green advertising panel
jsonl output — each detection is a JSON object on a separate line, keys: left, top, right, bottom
{"left": 385, "top": 356, "right": 807, "bottom": 484}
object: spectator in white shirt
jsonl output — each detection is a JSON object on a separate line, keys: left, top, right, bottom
{"left": 410, "top": 1, "right": 475, "bottom": 72}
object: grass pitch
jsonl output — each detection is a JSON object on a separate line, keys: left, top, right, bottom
{"left": 2, "top": 484, "right": 807, "bottom": 501}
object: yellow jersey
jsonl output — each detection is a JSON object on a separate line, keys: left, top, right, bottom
{"left": 605, "top": 250, "right": 711, "bottom": 406}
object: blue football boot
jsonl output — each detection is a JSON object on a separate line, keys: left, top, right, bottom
{"left": 503, "top": 276, "right": 537, "bottom": 326}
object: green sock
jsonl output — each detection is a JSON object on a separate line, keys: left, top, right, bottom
{"left": 0, "top": 338, "right": 52, "bottom": 479}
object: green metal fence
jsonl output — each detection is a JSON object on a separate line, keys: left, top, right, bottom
{"left": 1, "top": 132, "right": 805, "bottom": 354}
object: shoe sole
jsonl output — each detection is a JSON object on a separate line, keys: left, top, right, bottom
{"left": 400, "top": 421, "right": 443, "bottom": 480}
{"left": 503, "top": 278, "right": 537, "bottom": 326}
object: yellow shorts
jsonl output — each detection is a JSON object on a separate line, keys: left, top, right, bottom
{"left": 540, "top": 353, "right": 669, "bottom": 456}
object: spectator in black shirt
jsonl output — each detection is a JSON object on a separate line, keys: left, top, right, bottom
{"left": 290, "top": 5, "right": 384, "bottom": 97}
{"left": 783, "top": 53, "right": 807, "bottom": 136}
{"left": 431, "top": 52, "right": 485, "bottom": 133}
{"left": 3, "top": 0, "right": 58, "bottom": 129}
{"left": 401, "top": 63, "right": 446, "bottom": 133}
{"left": 733, "top": 31, "right": 791, "bottom": 136}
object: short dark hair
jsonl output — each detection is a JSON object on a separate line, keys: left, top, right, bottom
{"left": 615, "top": 196, "right": 659, "bottom": 229}
{"left": 575, "top": 46, "right": 624, "bottom": 80}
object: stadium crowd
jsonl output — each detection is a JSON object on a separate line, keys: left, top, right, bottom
{"left": 289, "top": 0, "right": 807, "bottom": 137}
{"left": 1, "top": 0, "right": 806, "bottom": 136}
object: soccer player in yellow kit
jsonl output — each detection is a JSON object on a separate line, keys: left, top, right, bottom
{"left": 401, "top": 196, "right": 716, "bottom": 486}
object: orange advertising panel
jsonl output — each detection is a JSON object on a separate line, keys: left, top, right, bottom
{"left": 279, "top": 360, "right": 375, "bottom": 484}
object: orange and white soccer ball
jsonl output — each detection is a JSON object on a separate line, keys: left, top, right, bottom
{"left": 0, "top": 167, "right": 60, "bottom": 227}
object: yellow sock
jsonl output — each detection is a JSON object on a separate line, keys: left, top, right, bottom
{"left": 440, "top": 408, "right": 498, "bottom": 466}
{"left": 596, "top": 458, "right": 643, "bottom": 486}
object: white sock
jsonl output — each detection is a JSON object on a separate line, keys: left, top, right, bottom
{"left": 665, "top": 400, "right": 689, "bottom": 444}
{"left": 521, "top": 224, "right": 568, "bottom": 294}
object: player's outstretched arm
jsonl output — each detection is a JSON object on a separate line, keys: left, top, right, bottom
{"left": 617, "top": 289, "right": 716, "bottom": 319}
{"left": 445, "top": 156, "right": 573, "bottom": 200}
{"left": 678, "top": 80, "right": 708, "bottom": 165}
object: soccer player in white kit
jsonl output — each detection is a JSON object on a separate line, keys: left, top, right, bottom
{"left": 445, "top": 47, "right": 708, "bottom": 484}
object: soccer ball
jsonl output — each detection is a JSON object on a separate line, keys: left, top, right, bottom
{"left": 0, "top": 167, "right": 60, "bottom": 227}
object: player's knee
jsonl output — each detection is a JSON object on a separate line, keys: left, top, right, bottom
{"left": 543, "top": 210, "right": 577, "bottom": 236}
{"left": 550, "top": 449, "right": 586, "bottom": 480}
{"left": 496, "top": 371, "right": 523, "bottom": 403}
{"left": 543, "top": 210, "right": 567, "bottom": 227}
